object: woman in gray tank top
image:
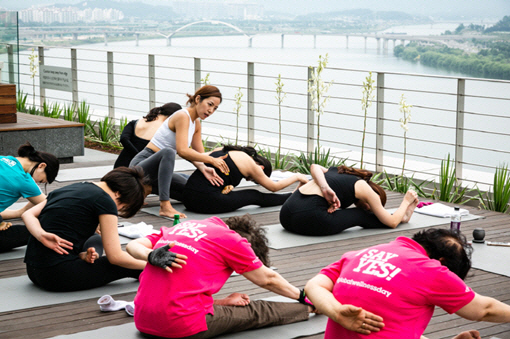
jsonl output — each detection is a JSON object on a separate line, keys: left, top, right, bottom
{"left": 130, "top": 85, "right": 229, "bottom": 219}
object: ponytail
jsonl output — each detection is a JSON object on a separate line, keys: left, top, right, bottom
{"left": 222, "top": 145, "right": 272, "bottom": 177}
{"left": 144, "top": 102, "right": 182, "bottom": 122}
{"left": 18, "top": 142, "right": 60, "bottom": 183}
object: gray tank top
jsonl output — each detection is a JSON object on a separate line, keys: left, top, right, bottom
{"left": 151, "top": 108, "right": 196, "bottom": 150}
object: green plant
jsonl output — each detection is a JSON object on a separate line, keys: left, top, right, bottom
{"left": 233, "top": 87, "right": 243, "bottom": 145}
{"left": 398, "top": 94, "right": 412, "bottom": 177}
{"left": 63, "top": 103, "right": 76, "bottom": 121}
{"left": 477, "top": 164, "right": 510, "bottom": 213}
{"left": 201, "top": 73, "right": 211, "bottom": 85}
{"left": 28, "top": 48, "right": 38, "bottom": 106}
{"left": 76, "top": 100, "right": 94, "bottom": 136}
{"left": 258, "top": 147, "right": 292, "bottom": 171}
{"left": 16, "top": 90, "right": 28, "bottom": 112}
{"left": 360, "top": 71, "right": 375, "bottom": 169}
{"left": 430, "top": 154, "right": 474, "bottom": 204}
{"left": 376, "top": 171, "right": 428, "bottom": 197}
{"left": 290, "top": 147, "right": 347, "bottom": 174}
{"left": 308, "top": 54, "right": 333, "bottom": 151}
{"left": 275, "top": 74, "right": 286, "bottom": 153}
{"left": 118, "top": 116, "right": 128, "bottom": 135}
{"left": 94, "top": 116, "right": 116, "bottom": 142}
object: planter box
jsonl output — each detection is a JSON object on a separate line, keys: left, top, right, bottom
{"left": 0, "top": 84, "right": 16, "bottom": 123}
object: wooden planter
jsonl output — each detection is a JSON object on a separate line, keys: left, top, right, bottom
{"left": 0, "top": 84, "right": 17, "bottom": 123}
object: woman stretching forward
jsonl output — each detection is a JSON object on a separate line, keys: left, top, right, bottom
{"left": 130, "top": 85, "right": 229, "bottom": 219}
{"left": 174, "top": 145, "right": 309, "bottom": 214}
{"left": 280, "top": 165, "right": 419, "bottom": 236}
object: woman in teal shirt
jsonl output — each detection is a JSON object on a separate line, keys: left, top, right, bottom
{"left": 0, "top": 142, "right": 59, "bottom": 252}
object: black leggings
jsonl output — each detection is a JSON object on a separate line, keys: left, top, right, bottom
{"left": 279, "top": 191, "right": 386, "bottom": 236}
{"left": 182, "top": 189, "right": 292, "bottom": 214}
{"left": 0, "top": 224, "right": 31, "bottom": 253}
{"left": 26, "top": 234, "right": 141, "bottom": 292}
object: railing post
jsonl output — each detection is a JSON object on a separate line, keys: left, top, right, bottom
{"left": 194, "top": 57, "right": 201, "bottom": 91}
{"left": 38, "top": 46, "right": 45, "bottom": 108}
{"left": 148, "top": 54, "right": 156, "bottom": 109}
{"left": 107, "top": 51, "right": 115, "bottom": 120}
{"left": 71, "top": 48, "right": 78, "bottom": 108}
{"left": 307, "top": 66, "right": 315, "bottom": 154}
{"left": 375, "top": 72, "right": 385, "bottom": 173}
{"left": 247, "top": 62, "right": 255, "bottom": 146}
{"left": 455, "top": 78, "right": 465, "bottom": 183}
{"left": 7, "top": 44, "right": 15, "bottom": 84}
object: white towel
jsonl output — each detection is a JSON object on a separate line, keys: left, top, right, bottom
{"left": 415, "top": 202, "right": 469, "bottom": 218}
{"left": 118, "top": 222, "right": 159, "bottom": 239}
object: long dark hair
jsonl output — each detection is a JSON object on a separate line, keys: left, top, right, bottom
{"left": 17, "top": 142, "right": 59, "bottom": 184}
{"left": 225, "top": 214, "right": 270, "bottom": 267}
{"left": 101, "top": 166, "right": 150, "bottom": 218}
{"left": 144, "top": 102, "right": 182, "bottom": 122}
{"left": 412, "top": 228, "right": 472, "bottom": 280}
{"left": 223, "top": 145, "right": 272, "bottom": 177}
{"left": 186, "top": 85, "right": 222, "bottom": 106}
{"left": 337, "top": 165, "right": 386, "bottom": 207}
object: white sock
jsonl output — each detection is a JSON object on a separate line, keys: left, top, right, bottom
{"left": 125, "top": 302, "right": 135, "bottom": 316}
{"left": 97, "top": 295, "right": 128, "bottom": 312}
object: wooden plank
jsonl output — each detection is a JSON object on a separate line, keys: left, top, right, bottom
{"left": 0, "top": 112, "right": 83, "bottom": 132}
{"left": 0, "top": 84, "right": 16, "bottom": 96}
{"left": 0, "top": 113, "right": 16, "bottom": 123}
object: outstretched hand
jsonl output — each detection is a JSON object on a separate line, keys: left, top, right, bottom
{"left": 40, "top": 232, "right": 74, "bottom": 255}
{"left": 210, "top": 154, "right": 230, "bottom": 175}
{"left": 203, "top": 166, "right": 224, "bottom": 186}
{"left": 148, "top": 243, "right": 188, "bottom": 273}
{"left": 335, "top": 305, "right": 384, "bottom": 335}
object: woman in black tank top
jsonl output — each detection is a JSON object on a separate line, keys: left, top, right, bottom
{"left": 173, "top": 145, "right": 309, "bottom": 214}
{"left": 280, "top": 165, "right": 419, "bottom": 236}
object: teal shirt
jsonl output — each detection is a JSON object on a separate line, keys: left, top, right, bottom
{"left": 0, "top": 156, "right": 42, "bottom": 212}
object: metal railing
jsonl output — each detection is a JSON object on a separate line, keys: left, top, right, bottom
{"left": 3, "top": 42, "right": 510, "bottom": 190}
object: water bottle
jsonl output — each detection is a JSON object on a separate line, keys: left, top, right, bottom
{"left": 173, "top": 214, "right": 180, "bottom": 226}
{"left": 450, "top": 206, "right": 461, "bottom": 231}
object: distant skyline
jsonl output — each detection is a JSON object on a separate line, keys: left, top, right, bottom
{"left": 2, "top": 0, "right": 509, "bottom": 20}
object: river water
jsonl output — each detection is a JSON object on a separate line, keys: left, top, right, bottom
{"left": 13, "top": 23, "right": 510, "bottom": 184}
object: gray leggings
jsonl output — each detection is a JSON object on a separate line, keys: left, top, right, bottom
{"left": 130, "top": 147, "right": 176, "bottom": 201}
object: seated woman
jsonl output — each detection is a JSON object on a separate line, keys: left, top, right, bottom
{"left": 22, "top": 167, "right": 151, "bottom": 292}
{"left": 114, "top": 102, "right": 182, "bottom": 169}
{"left": 280, "top": 165, "right": 419, "bottom": 236}
{"left": 173, "top": 145, "right": 309, "bottom": 214}
{"left": 0, "top": 142, "right": 59, "bottom": 252}
{"left": 130, "top": 85, "right": 229, "bottom": 219}
{"left": 126, "top": 214, "right": 383, "bottom": 338}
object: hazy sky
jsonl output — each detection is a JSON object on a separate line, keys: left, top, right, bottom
{"left": 3, "top": 0, "right": 509, "bottom": 19}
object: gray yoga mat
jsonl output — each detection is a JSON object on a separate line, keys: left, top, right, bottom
{"left": 0, "top": 275, "right": 139, "bottom": 313}
{"left": 264, "top": 209, "right": 484, "bottom": 249}
{"left": 142, "top": 203, "right": 284, "bottom": 221}
{"left": 50, "top": 296, "right": 326, "bottom": 339}
{"left": 471, "top": 242, "right": 510, "bottom": 277}
{"left": 55, "top": 160, "right": 196, "bottom": 182}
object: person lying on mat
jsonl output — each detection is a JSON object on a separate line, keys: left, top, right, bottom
{"left": 0, "top": 142, "right": 59, "bottom": 253}
{"left": 114, "top": 102, "right": 182, "bottom": 169}
{"left": 21, "top": 167, "right": 186, "bottom": 292}
{"left": 126, "top": 214, "right": 384, "bottom": 339}
{"left": 170, "top": 145, "right": 309, "bottom": 214}
{"left": 130, "top": 85, "right": 229, "bottom": 220}
{"left": 279, "top": 164, "right": 419, "bottom": 236}
{"left": 305, "top": 228, "right": 510, "bottom": 339}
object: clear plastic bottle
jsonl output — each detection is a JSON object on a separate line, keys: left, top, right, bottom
{"left": 173, "top": 214, "right": 180, "bottom": 226}
{"left": 450, "top": 206, "right": 461, "bottom": 231}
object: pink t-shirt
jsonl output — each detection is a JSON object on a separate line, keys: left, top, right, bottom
{"left": 134, "top": 217, "right": 263, "bottom": 338}
{"left": 320, "top": 237, "right": 475, "bottom": 339}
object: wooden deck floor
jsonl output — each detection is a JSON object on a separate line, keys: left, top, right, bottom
{"left": 1, "top": 154, "right": 510, "bottom": 339}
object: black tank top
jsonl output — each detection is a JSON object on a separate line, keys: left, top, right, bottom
{"left": 324, "top": 167, "right": 360, "bottom": 208}
{"left": 185, "top": 150, "right": 245, "bottom": 193}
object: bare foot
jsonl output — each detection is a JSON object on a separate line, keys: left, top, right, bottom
{"left": 452, "top": 330, "right": 481, "bottom": 339}
{"left": 79, "top": 247, "right": 98, "bottom": 264}
{"left": 215, "top": 293, "right": 250, "bottom": 306}
{"left": 160, "top": 201, "right": 187, "bottom": 219}
{"left": 402, "top": 198, "right": 419, "bottom": 223}
{"left": 0, "top": 221, "right": 12, "bottom": 231}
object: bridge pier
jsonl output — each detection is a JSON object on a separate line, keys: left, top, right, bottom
{"left": 135, "top": 33, "right": 139, "bottom": 46}
{"left": 104, "top": 33, "right": 108, "bottom": 46}
{"left": 281, "top": 34, "right": 284, "bottom": 49}
{"left": 313, "top": 34, "right": 316, "bottom": 49}
{"left": 166, "top": 37, "right": 171, "bottom": 46}
{"left": 248, "top": 37, "right": 252, "bottom": 48}
{"left": 72, "top": 33, "right": 78, "bottom": 41}
{"left": 364, "top": 36, "right": 367, "bottom": 50}
{"left": 383, "top": 38, "right": 388, "bottom": 54}
{"left": 376, "top": 37, "right": 381, "bottom": 53}
{"left": 401, "top": 39, "right": 406, "bottom": 46}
